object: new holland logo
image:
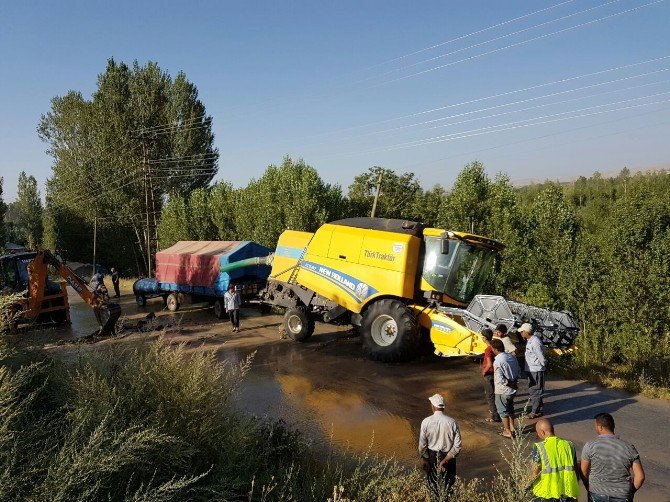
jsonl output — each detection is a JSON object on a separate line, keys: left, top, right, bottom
{"left": 432, "top": 321, "right": 454, "bottom": 333}
{"left": 302, "top": 261, "right": 377, "bottom": 303}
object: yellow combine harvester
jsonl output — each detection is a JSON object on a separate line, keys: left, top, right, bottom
{"left": 262, "top": 217, "right": 577, "bottom": 362}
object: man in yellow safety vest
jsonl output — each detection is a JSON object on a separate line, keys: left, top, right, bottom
{"left": 529, "top": 418, "right": 580, "bottom": 502}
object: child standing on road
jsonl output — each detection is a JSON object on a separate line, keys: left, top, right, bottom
{"left": 224, "top": 284, "right": 242, "bottom": 332}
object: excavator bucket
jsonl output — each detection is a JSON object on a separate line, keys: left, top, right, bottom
{"left": 94, "top": 303, "right": 122, "bottom": 336}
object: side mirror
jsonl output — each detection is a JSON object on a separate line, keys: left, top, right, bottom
{"left": 440, "top": 239, "right": 450, "bottom": 254}
{"left": 494, "top": 255, "right": 502, "bottom": 273}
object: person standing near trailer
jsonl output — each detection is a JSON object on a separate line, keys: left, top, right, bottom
{"left": 111, "top": 267, "right": 120, "bottom": 298}
{"left": 224, "top": 284, "right": 242, "bottom": 332}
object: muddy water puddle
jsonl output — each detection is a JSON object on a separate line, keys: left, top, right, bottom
{"left": 239, "top": 370, "right": 418, "bottom": 463}
{"left": 223, "top": 334, "right": 495, "bottom": 471}
{"left": 36, "top": 295, "right": 496, "bottom": 474}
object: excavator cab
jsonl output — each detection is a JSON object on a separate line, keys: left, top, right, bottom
{"left": 1, "top": 250, "right": 120, "bottom": 335}
{"left": 0, "top": 252, "right": 33, "bottom": 291}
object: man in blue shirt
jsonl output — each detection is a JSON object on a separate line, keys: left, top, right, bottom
{"left": 491, "top": 338, "right": 521, "bottom": 439}
{"left": 520, "top": 323, "right": 546, "bottom": 419}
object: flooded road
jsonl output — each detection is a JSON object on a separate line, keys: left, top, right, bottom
{"left": 39, "top": 290, "right": 670, "bottom": 499}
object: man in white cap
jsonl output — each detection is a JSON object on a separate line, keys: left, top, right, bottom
{"left": 519, "top": 322, "right": 546, "bottom": 419}
{"left": 419, "top": 393, "right": 462, "bottom": 496}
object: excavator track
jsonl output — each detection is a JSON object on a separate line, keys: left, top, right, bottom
{"left": 94, "top": 302, "right": 122, "bottom": 336}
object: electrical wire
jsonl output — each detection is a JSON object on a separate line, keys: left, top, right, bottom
{"left": 131, "top": 115, "right": 210, "bottom": 135}
{"left": 360, "top": 0, "right": 577, "bottom": 71}
{"left": 365, "top": 0, "right": 620, "bottom": 82}
{"left": 354, "top": 93, "right": 670, "bottom": 154}
{"left": 377, "top": 0, "right": 668, "bottom": 86}
{"left": 422, "top": 78, "right": 670, "bottom": 132}
{"left": 318, "top": 69, "right": 670, "bottom": 145}
{"left": 147, "top": 153, "right": 219, "bottom": 164}
{"left": 403, "top": 106, "right": 670, "bottom": 172}
{"left": 289, "top": 55, "right": 670, "bottom": 143}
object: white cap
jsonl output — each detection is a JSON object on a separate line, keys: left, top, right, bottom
{"left": 519, "top": 323, "right": 534, "bottom": 334}
{"left": 429, "top": 393, "right": 445, "bottom": 409}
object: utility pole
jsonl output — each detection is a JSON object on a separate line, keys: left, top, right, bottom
{"left": 370, "top": 171, "right": 383, "bottom": 218}
{"left": 143, "top": 139, "right": 152, "bottom": 277}
{"left": 92, "top": 216, "right": 97, "bottom": 275}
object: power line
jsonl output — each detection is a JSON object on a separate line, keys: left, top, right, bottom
{"left": 405, "top": 106, "right": 670, "bottom": 173}
{"left": 365, "top": 0, "right": 620, "bottom": 82}
{"left": 220, "top": 1, "right": 582, "bottom": 121}
{"left": 377, "top": 91, "right": 670, "bottom": 151}
{"left": 131, "top": 114, "right": 210, "bottom": 135}
{"left": 326, "top": 69, "right": 670, "bottom": 144}
{"left": 355, "top": 93, "right": 670, "bottom": 154}
{"left": 147, "top": 152, "right": 219, "bottom": 164}
{"left": 422, "top": 78, "right": 670, "bottom": 132}
{"left": 377, "top": 0, "right": 668, "bottom": 86}
{"left": 285, "top": 55, "right": 670, "bottom": 145}
{"left": 360, "top": 0, "right": 577, "bottom": 71}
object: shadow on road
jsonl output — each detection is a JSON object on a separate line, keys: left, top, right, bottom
{"left": 545, "top": 381, "right": 636, "bottom": 426}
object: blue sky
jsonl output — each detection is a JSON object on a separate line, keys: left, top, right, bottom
{"left": 1, "top": 0, "right": 669, "bottom": 201}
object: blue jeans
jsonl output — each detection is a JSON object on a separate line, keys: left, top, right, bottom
{"left": 588, "top": 493, "right": 631, "bottom": 502}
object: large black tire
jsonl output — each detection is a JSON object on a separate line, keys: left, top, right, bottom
{"left": 166, "top": 293, "right": 180, "bottom": 312}
{"left": 360, "top": 299, "right": 419, "bottom": 362}
{"left": 283, "top": 307, "right": 315, "bottom": 342}
{"left": 213, "top": 299, "right": 228, "bottom": 319}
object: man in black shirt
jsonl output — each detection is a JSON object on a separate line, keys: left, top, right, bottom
{"left": 111, "top": 267, "right": 120, "bottom": 298}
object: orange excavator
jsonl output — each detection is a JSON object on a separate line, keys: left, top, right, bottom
{"left": 1, "top": 249, "right": 121, "bottom": 335}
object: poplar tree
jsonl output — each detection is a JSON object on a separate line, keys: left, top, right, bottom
{"left": 38, "top": 59, "right": 217, "bottom": 271}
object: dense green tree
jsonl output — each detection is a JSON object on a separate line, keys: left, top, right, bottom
{"left": 347, "top": 167, "right": 422, "bottom": 220}
{"left": 8, "top": 172, "right": 43, "bottom": 248}
{"left": 233, "top": 156, "right": 344, "bottom": 247}
{"left": 410, "top": 184, "right": 445, "bottom": 226}
{"left": 209, "top": 181, "right": 238, "bottom": 240}
{"left": 157, "top": 193, "right": 190, "bottom": 249}
{"left": 39, "top": 59, "right": 217, "bottom": 271}
{"left": 437, "top": 161, "right": 491, "bottom": 234}
{"left": 188, "top": 188, "right": 217, "bottom": 241}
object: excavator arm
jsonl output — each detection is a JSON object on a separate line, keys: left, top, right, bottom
{"left": 27, "top": 250, "right": 121, "bottom": 336}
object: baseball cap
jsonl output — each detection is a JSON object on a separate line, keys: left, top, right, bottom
{"left": 428, "top": 394, "right": 445, "bottom": 409}
{"left": 519, "top": 323, "right": 534, "bottom": 334}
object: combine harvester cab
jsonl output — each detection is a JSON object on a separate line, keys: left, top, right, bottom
{"left": 262, "top": 217, "right": 579, "bottom": 362}
{"left": 133, "top": 241, "right": 271, "bottom": 318}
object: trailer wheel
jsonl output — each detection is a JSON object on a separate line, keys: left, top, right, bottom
{"left": 136, "top": 295, "right": 146, "bottom": 307}
{"left": 360, "top": 299, "right": 419, "bottom": 362}
{"left": 166, "top": 293, "right": 180, "bottom": 312}
{"left": 213, "top": 299, "right": 228, "bottom": 319}
{"left": 283, "top": 307, "right": 315, "bottom": 342}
